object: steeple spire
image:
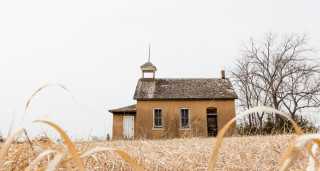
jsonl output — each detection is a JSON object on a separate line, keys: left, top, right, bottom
{"left": 148, "top": 44, "right": 150, "bottom": 62}
{"left": 140, "top": 44, "right": 157, "bottom": 78}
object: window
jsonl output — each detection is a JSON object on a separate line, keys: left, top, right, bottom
{"left": 180, "top": 108, "right": 190, "bottom": 129}
{"left": 153, "top": 108, "right": 163, "bottom": 129}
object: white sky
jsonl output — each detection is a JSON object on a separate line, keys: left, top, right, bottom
{"left": 0, "top": 0, "right": 320, "bottom": 140}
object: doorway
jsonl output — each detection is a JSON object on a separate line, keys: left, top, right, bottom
{"left": 207, "top": 108, "right": 218, "bottom": 137}
{"left": 123, "top": 116, "right": 134, "bottom": 139}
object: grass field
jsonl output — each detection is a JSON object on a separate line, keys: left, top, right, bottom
{"left": 0, "top": 134, "right": 312, "bottom": 170}
{"left": 85, "top": 135, "right": 305, "bottom": 170}
{"left": 0, "top": 86, "right": 314, "bottom": 170}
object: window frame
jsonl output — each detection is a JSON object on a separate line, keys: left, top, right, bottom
{"left": 180, "top": 108, "right": 190, "bottom": 130}
{"left": 153, "top": 108, "right": 164, "bottom": 130}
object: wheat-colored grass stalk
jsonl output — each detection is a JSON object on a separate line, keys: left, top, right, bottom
{"left": 280, "top": 134, "right": 320, "bottom": 171}
{"left": 0, "top": 119, "right": 145, "bottom": 170}
{"left": 307, "top": 143, "right": 318, "bottom": 171}
{"left": 209, "top": 106, "right": 303, "bottom": 171}
{"left": 46, "top": 152, "right": 64, "bottom": 171}
{"left": 25, "top": 150, "right": 57, "bottom": 171}
{"left": 3, "top": 83, "right": 320, "bottom": 170}
{"left": 2, "top": 83, "right": 142, "bottom": 170}
{"left": 81, "top": 147, "right": 142, "bottom": 170}
{"left": 0, "top": 120, "right": 86, "bottom": 170}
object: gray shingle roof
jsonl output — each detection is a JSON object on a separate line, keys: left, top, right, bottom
{"left": 133, "top": 78, "right": 238, "bottom": 100}
{"left": 109, "top": 104, "right": 136, "bottom": 113}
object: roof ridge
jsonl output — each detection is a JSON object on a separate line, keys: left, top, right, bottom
{"left": 134, "top": 78, "right": 237, "bottom": 100}
{"left": 140, "top": 78, "right": 227, "bottom": 80}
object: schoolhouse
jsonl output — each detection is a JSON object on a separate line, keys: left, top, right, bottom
{"left": 109, "top": 59, "right": 237, "bottom": 139}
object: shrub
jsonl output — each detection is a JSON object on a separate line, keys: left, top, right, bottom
{"left": 0, "top": 132, "right": 4, "bottom": 143}
{"left": 237, "top": 114, "right": 318, "bottom": 135}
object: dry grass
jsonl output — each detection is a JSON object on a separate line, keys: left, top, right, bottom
{"left": 0, "top": 134, "right": 313, "bottom": 170}
{"left": 83, "top": 134, "right": 304, "bottom": 170}
{"left": 1, "top": 84, "right": 319, "bottom": 170}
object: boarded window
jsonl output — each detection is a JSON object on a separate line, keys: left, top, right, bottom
{"left": 153, "top": 109, "right": 163, "bottom": 128}
{"left": 180, "top": 108, "right": 190, "bottom": 129}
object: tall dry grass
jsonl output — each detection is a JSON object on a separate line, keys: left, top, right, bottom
{"left": 0, "top": 134, "right": 313, "bottom": 170}
{"left": 1, "top": 84, "right": 320, "bottom": 170}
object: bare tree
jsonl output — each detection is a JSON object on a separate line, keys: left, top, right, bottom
{"left": 231, "top": 32, "right": 320, "bottom": 132}
{"left": 232, "top": 54, "right": 271, "bottom": 133}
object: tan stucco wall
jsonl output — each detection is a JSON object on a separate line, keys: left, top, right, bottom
{"left": 112, "top": 100, "right": 236, "bottom": 139}
{"left": 112, "top": 114, "right": 136, "bottom": 139}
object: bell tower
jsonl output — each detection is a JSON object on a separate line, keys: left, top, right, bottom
{"left": 140, "top": 44, "right": 157, "bottom": 78}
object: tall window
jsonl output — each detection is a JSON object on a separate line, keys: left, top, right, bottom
{"left": 153, "top": 108, "right": 163, "bottom": 129}
{"left": 180, "top": 108, "right": 190, "bottom": 129}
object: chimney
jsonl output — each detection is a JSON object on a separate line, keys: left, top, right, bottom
{"left": 221, "top": 70, "right": 225, "bottom": 79}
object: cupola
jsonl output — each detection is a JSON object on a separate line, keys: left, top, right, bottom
{"left": 140, "top": 45, "right": 157, "bottom": 78}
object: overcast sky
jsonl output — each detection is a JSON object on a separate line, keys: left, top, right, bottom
{"left": 0, "top": 0, "right": 320, "bottom": 139}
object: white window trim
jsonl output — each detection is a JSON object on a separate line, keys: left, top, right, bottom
{"left": 153, "top": 108, "right": 164, "bottom": 130}
{"left": 180, "top": 108, "right": 190, "bottom": 130}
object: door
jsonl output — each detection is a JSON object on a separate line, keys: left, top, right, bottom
{"left": 207, "top": 115, "right": 218, "bottom": 137}
{"left": 123, "top": 116, "right": 134, "bottom": 139}
{"left": 207, "top": 108, "right": 218, "bottom": 137}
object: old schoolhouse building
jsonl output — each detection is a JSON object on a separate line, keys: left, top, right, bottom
{"left": 109, "top": 57, "right": 238, "bottom": 139}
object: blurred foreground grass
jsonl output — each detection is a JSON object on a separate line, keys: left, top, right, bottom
{"left": 0, "top": 134, "right": 310, "bottom": 170}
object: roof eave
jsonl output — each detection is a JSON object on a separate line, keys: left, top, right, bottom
{"left": 109, "top": 111, "right": 136, "bottom": 114}
{"left": 133, "top": 97, "right": 238, "bottom": 100}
